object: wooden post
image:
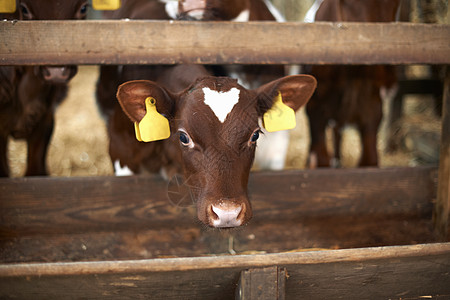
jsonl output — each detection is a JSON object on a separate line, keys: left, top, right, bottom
{"left": 236, "top": 266, "right": 286, "bottom": 300}
{"left": 433, "top": 67, "right": 450, "bottom": 240}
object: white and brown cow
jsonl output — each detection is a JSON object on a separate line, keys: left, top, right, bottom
{"left": 116, "top": 69, "right": 316, "bottom": 227}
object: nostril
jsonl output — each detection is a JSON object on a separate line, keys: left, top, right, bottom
{"left": 208, "top": 205, "right": 219, "bottom": 221}
{"left": 236, "top": 204, "right": 245, "bottom": 221}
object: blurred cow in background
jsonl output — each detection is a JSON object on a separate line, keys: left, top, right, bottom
{"left": 305, "top": 0, "right": 402, "bottom": 168}
{"left": 0, "top": 0, "right": 88, "bottom": 176}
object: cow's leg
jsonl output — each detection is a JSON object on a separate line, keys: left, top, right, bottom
{"left": 25, "top": 110, "right": 54, "bottom": 176}
{"left": 358, "top": 91, "right": 382, "bottom": 167}
{"left": 0, "top": 135, "right": 9, "bottom": 177}
{"left": 307, "top": 114, "right": 330, "bottom": 168}
{"left": 359, "top": 125, "right": 379, "bottom": 167}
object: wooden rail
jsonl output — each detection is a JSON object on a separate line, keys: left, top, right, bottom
{"left": 1, "top": 243, "right": 449, "bottom": 299}
{"left": 0, "top": 20, "right": 449, "bottom": 65}
{"left": 0, "top": 167, "right": 437, "bottom": 235}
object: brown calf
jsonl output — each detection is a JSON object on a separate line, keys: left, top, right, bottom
{"left": 0, "top": 0, "right": 88, "bottom": 177}
{"left": 177, "top": 0, "right": 293, "bottom": 170}
{"left": 306, "top": 0, "right": 400, "bottom": 168}
{"left": 117, "top": 71, "right": 316, "bottom": 227}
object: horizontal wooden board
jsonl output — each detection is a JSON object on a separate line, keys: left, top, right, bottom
{"left": 0, "top": 167, "right": 437, "bottom": 235}
{"left": 0, "top": 243, "right": 449, "bottom": 299}
{"left": 1, "top": 21, "right": 449, "bottom": 65}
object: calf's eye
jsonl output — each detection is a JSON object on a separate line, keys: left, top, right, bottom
{"left": 80, "top": 4, "right": 88, "bottom": 15}
{"left": 178, "top": 129, "right": 194, "bottom": 148}
{"left": 249, "top": 129, "right": 261, "bottom": 145}
{"left": 180, "top": 132, "right": 189, "bottom": 144}
{"left": 19, "top": 3, "right": 32, "bottom": 19}
{"left": 76, "top": 2, "right": 89, "bottom": 19}
{"left": 251, "top": 131, "right": 259, "bottom": 142}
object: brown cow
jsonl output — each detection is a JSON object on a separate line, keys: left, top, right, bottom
{"left": 0, "top": 0, "right": 88, "bottom": 177}
{"left": 117, "top": 71, "right": 316, "bottom": 227}
{"left": 305, "top": 0, "right": 401, "bottom": 168}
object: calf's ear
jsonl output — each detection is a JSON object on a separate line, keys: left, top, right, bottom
{"left": 255, "top": 74, "right": 317, "bottom": 115}
{"left": 116, "top": 80, "right": 176, "bottom": 123}
{"left": 255, "top": 74, "right": 317, "bottom": 132}
{"left": 116, "top": 80, "right": 176, "bottom": 142}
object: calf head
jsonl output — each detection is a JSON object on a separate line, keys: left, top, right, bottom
{"left": 18, "top": 0, "right": 88, "bottom": 83}
{"left": 117, "top": 75, "right": 316, "bottom": 228}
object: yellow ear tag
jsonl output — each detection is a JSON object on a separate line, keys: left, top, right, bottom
{"left": 92, "top": 0, "right": 121, "bottom": 10}
{"left": 263, "top": 91, "right": 296, "bottom": 132}
{"left": 134, "top": 122, "right": 143, "bottom": 141}
{"left": 0, "top": 0, "right": 16, "bottom": 13}
{"left": 135, "top": 97, "right": 171, "bottom": 142}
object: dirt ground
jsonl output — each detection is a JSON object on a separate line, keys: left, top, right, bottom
{"left": 6, "top": 65, "right": 442, "bottom": 177}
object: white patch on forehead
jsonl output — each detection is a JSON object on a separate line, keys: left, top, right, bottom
{"left": 202, "top": 87, "right": 240, "bottom": 123}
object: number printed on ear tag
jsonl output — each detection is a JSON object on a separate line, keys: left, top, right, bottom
{"left": 0, "top": 0, "right": 16, "bottom": 13}
{"left": 92, "top": 0, "right": 121, "bottom": 10}
{"left": 263, "top": 91, "right": 297, "bottom": 132}
{"left": 136, "top": 97, "right": 171, "bottom": 142}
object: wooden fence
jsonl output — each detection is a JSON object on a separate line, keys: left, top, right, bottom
{"left": 1, "top": 19, "right": 448, "bottom": 233}
{"left": 0, "top": 20, "right": 449, "bottom": 299}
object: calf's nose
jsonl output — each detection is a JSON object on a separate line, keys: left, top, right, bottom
{"left": 208, "top": 203, "right": 244, "bottom": 228}
{"left": 42, "top": 67, "right": 71, "bottom": 83}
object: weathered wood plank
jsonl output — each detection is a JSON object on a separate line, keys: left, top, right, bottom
{"left": 434, "top": 69, "right": 450, "bottom": 240}
{"left": 0, "top": 21, "right": 449, "bottom": 65}
{"left": 0, "top": 167, "right": 437, "bottom": 235}
{"left": 0, "top": 213, "right": 439, "bottom": 263}
{"left": 0, "top": 243, "right": 449, "bottom": 299}
{"left": 237, "top": 266, "right": 286, "bottom": 300}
